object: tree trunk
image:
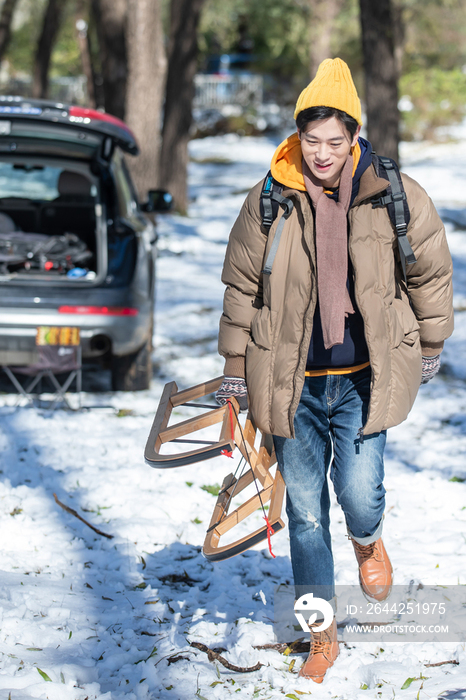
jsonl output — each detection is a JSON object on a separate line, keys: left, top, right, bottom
{"left": 75, "top": 20, "right": 96, "bottom": 108}
{"left": 308, "top": 0, "right": 345, "bottom": 79}
{"left": 124, "top": 0, "right": 166, "bottom": 199}
{"left": 91, "top": 0, "right": 127, "bottom": 119}
{"left": 32, "top": 0, "right": 69, "bottom": 99}
{"left": 159, "top": 0, "right": 206, "bottom": 214}
{"left": 0, "top": 0, "right": 20, "bottom": 63}
{"left": 359, "top": 0, "right": 400, "bottom": 162}
{"left": 392, "top": 0, "right": 405, "bottom": 80}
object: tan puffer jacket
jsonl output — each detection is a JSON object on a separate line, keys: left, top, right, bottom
{"left": 219, "top": 159, "right": 453, "bottom": 439}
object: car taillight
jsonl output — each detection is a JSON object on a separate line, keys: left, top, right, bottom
{"left": 69, "top": 106, "right": 136, "bottom": 138}
{"left": 58, "top": 306, "right": 139, "bottom": 316}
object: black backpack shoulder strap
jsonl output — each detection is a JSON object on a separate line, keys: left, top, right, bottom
{"left": 259, "top": 170, "right": 294, "bottom": 275}
{"left": 260, "top": 171, "right": 280, "bottom": 229}
{"left": 260, "top": 171, "right": 293, "bottom": 227}
{"left": 371, "top": 153, "right": 416, "bottom": 283}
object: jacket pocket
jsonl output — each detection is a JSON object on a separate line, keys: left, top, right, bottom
{"left": 388, "top": 298, "right": 420, "bottom": 349}
{"left": 250, "top": 306, "right": 277, "bottom": 351}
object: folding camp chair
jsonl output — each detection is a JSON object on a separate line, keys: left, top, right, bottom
{"left": 2, "top": 326, "right": 82, "bottom": 410}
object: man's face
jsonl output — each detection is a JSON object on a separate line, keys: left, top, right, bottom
{"left": 298, "top": 116, "right": 360, "bottom": 189}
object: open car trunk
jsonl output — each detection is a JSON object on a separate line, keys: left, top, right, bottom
{"left": 0, "top": 159, "right": 107, "bottom": 286}
{"left": 0, "top": 113, "right": 121, "bottom": 287}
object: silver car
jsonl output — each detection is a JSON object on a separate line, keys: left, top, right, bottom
{"left": 0, "top": 97, "right": 171, "bottom": 390}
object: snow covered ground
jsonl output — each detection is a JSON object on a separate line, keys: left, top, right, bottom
{"left": 0, "top": 131, "right": 466, "bottom": 699}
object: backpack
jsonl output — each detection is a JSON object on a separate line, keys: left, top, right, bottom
{"left": 259, "top": 154, "right": 416, "bottom": 282}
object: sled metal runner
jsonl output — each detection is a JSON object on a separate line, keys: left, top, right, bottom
{"left": 144, "top": 377, "right": 285, "bottom": 561}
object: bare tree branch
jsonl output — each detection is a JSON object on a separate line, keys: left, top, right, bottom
{"left": 424, "top": 659, "right": 459, "bottom": 668}
{"left": 53, "top": 493, "right": 114, "bottom": 539}
{"left": 190, "top": 641, "right": 263, "bottom": 673}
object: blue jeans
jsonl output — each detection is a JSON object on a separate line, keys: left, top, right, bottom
{"left": 273, "top": 367, "right": 386, "bottom": 601}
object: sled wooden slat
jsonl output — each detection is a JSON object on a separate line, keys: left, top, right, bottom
{"left": 159, "top": 407, "right": 226, "bottom": 444}
{"left": 268, "top": 469, "right": 286, "bottom": 523}
{"left": 215, "top": 483, "right": 275, "bottom": 535}
{"left": 144, "top": 377, "right": 235, "bottom": 469}
{"left": 171, "top": 376, "right": 224, "bottom": 407}
{"left": 144, "top": 376, "right": 285, "bottom": 560}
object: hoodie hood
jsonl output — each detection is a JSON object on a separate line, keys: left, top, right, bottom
{"left": 270, "top": 131, "right": 364, "bottom": 192}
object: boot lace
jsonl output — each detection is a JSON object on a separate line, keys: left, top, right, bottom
{"left": 310, "top": 627, "right": 332, "bottom": 655}
{"left": 352, "top": 540, "right": 381, "bottom": 561}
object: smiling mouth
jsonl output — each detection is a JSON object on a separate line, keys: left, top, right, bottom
{"left": 315, "top": 162, "right": 332, "bottom": 170}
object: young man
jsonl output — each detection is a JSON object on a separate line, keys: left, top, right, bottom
{"left": 216, "top": 58, "right": 453, "bottom": 683}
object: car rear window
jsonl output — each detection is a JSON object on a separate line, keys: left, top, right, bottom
{"left": 0, "top": 163, "right": 63, "bottom": 200}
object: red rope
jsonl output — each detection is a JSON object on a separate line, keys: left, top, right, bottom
{"left": 221, "top": 399, "right": 234, "bottom": 458}
{"left": 264, "top": 516, "right": 276, "bottom": 558}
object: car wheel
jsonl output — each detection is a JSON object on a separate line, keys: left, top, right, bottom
{"left": 111, "top": 335, "right": 152, "bottom": 391}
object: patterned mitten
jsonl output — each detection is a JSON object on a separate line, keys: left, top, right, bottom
{"left": 421, "top": 354, "right": 441, "bottom": 384}
{"left": 215, "top": 376, "right": 248, "bottom": 412}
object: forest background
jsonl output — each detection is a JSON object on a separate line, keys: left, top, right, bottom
{"left": 0, "top": 0, "right": 464, "bottom": 212}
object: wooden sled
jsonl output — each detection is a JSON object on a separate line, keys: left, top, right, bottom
{"left": 144, "top": 377, "right": 285, "bottom": 561}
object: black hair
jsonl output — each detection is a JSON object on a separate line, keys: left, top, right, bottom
{"left": 295, "top": 106, "right": 359, "bottom": 140}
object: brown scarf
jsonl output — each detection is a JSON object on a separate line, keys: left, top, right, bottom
{"left": 302, "top": 155, "right": 354, "bottom": 350}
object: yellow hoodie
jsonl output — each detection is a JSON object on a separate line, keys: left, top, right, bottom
{"left": 270, "top": 132, "right": 361, "bottom": 191}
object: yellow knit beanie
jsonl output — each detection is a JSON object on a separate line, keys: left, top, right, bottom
{"left": 294, "top": 58, "right": 362, "bottom": 125}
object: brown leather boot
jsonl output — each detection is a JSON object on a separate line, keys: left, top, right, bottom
{"left": 352, "top": 537, "right": 393, "bottom": 601}
{"left": 298, "top": 618, "right": 339, "bottom": 683}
